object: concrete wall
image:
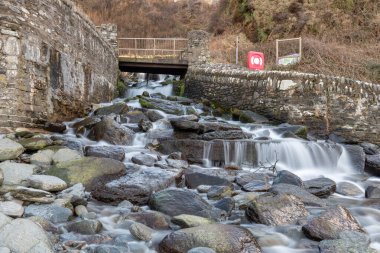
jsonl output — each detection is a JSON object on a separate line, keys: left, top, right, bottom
{"left": 185, "top": 64, "right": 380, "bottom": 144}
{"left": 0, "top": 0, "right": 118, "bottom": 129}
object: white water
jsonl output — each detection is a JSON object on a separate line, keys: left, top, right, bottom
{"left": 126, "top": 74, "right": 174, "bottom": 98}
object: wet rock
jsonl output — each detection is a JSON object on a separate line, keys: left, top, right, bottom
{"left": 28, "top": 175, "right": 67, "bottom": 192}
{"left": 47, "top": 157, "right": 125, "bottom": 187}
{"left": 207, "top": 186, "right": 233, "bottom": 200}
{"left": 158, "top": 139, "right": 206, "bottom": 164}
{"left": 138, "top": 119, "right": 153, "bottom": 132}
{"left": 272, "top": 124, "right": 308, "bottom": 139}
{"left": 0, "top": 161, "right": 37, "bottom": 185}
{"left": 235, "top": 173, "right": 271, "bottom": 186}
{"left": 344, "top": 145, "right": 365, "bottom": 172}
{"left": 199, "top": 122, "right": 241, "bottom": 134}
{"left": 18, "top": 137, "right": 53, "bottom": 151}
{"left": 246, "top": 193, "right": 308, "bottom": 226}
{"left": 360, "top": 142, "right": 380, "bottom": 155}
{"left": 172, "top": 214, "right": 214, "bottom": 228}
{"left": 43, "top": 122, "right": 67, "bottom": 133}
{"left": 302, "top": 205, "right": 365, "bottom": 241}
{"left": 24, "top": 203, "right": 72, "bottom": 223}
{"left": 131, "top": 153, "right": 157, "bottom": 166}
{"left": 92, "top": 167, "right": 181, "bottom": 205}
{"left": 0, "top": 171, "right": 3, "bottom": 186}
{"left": 242, "top": 181, "right": 271, "bottom": 192}
{"left": 166, "top": 159, "right": 189, "bottom": 170}
{"left": 118, "top": 210, "right": 170, "bottom": 230}
{"left": 74, "top": 205, "right": 88, "bottom": 217}
{"left": 319, "top": 231, "right": 375, "bottom": 253}
{"left": 0, "top": 138, "right": 25, "bottom": 161}
{"left": 0, "top": 201, "right": 24, "bottom": 217}
{"left": 146, "top": 110, "right": 165, "bottom": 122}
{"left": 185, "top": 167, "right": 235, "bottom": 189}
{"left": 304, "top": 177, "right": 336, "bottom": 198}
{"left": 49, "top": 135, "right": 84, "bottom": 155}
{"left": 270, "top": 183, "right": 326, "bottom": 207}
{"left": 88, "top": 116, "right": 135, "bottom": 145}
{"left": 85, "top": 146, "right": 126, "bottom": 161}
{"left": 200, "top": 130, "right": 249, "bottom": 141}
{"left": 214, "top": 198, "right": 235, "bottom": 216}
{"left": 0, "top": 218, "right": 53, "bottom": 253}
{"left": 233, "top": 192, "right": 259, "bottom": 210}
{"left": 67, "top": 220, "right": 103, "bottom": 235}
{"left": 171, "top": 120, "right": 201, "bottom": 132}
{"left": 129, "top": 222, "right": 154, "bottom": 241}
{"left": 94, "top": 103, "right": 129, "bottom": 116}
{"left": 149, "top": 188, "right": 224, "bottom": 219}
{"left": 168, "top": 152, "right": 183, "bottom": 160}
{"left": 272, "top": 170, "right": 304, "bottom": 187}
{"left": 11, "top": 186, "right": 55, "bottom": 203}
{"left": 365, "top": 186, "right": 380, "bottom": 199}
{"left": 72, "top": 116, "right": 101, "bottom": 132}
{"left": 188, "top": 248, "right": 216, "bottom": 253}
{"left": 365, "top": 154, "right": 380, "bottom": 176}
{"left": 139, "top": 97, "right": 187, "bottom": 115}
{"left": 30, "top": 149, "right": 55, "bottom": 168}
{"left": 336, "top": 182, "right": 363, "bottom": 196}
{"left": 158, "top": 224, "right": 261, "bottom": 253}
{"left": 57, "top": 183, "right": 86, "bottom": 206}
{"left": 197, "top": 185, "right": 212, "bottom": 193}
{"left": 52, "top": 148, "right": 82, "bottom": 164}
{"left": 27, "top": 216, "right": 59, "bottom": 234}
{"left": 239, "top": 110, "right": 269, "bottom": 124}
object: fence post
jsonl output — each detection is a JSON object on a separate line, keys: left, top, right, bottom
{"left": 299, "top": 37, "right": 302, "bottom": 61}
{"left": 276, "top": 39, "right": 279, "bottom": 65}
{"left": 154, "top": 38, "right": 156, "bottom": 57}
{"left": 235, "top": 36, "right": 239, "bottom": 65}
{"left": 134, "top": 39, "right": 137, "bottom": 59}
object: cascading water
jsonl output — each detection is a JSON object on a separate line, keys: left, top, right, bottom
{"left": 126, "top": 74, "right": 176, "bottom": 98}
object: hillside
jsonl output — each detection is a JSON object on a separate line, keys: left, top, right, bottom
{"left": 75, "top": 0, "right": 380, "bottom": 83}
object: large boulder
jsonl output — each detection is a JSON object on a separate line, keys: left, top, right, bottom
{"left": 88, "top": 117, "right": 135, "bottom": 145}
{"left": 94, "top": 103, "right": 129, "bottom": 116}
{"left": 28, "top": 175, "right": 67, "bottom": 192}
{"left": 319, "top": 231, "right": 376, "bottom": 253}
{"left": 118, "top": 210, "right": 170, "bottom": 230}
{"left": 52, "top": 148, "right": 82, "bottom": 164}
{"left": 139, "top": 97, "right": 188, "bottom": 115}
{"left": 30, "top": 150, "right": 55, "bottom": 168}
{"left": 302, "top": 205, "right": 365, "bottom": 241}
{"left": 24, "top": 203, "right": 73, "bottom": 224}
{"left": 0, "top": 218, "right": 53, "bottom": 253}
{"left": 360, "top": 143, "right": 380, "bottom": 155}
{"left": 185, "top": 169, "right": 234, "bottom": 189}
{"left": 344, "top": 145, "right": 365, "bottom": 172}
{"left": 18, "top": 137, "right": 53, "bottom": 151}
{"left": 272, "top": 170, "right": 303, "bottom": 187}
{"left": 46, "top": 157, "right": 125, "bottom": 187}
{"left": 158, "top": 224, "right": 261, "bottom": 253}
{"left": 91, "top": 167, "right": 182, "bottom": 205}
{"left": 0, "top": 138, "right": 25, "bottom": 161}
{"left": 0, "top": 161, "right": 37, "bottom": 185}
{"left": 66, "top": 220, "right": 103, "bottom": 235}
{"left": 304, "top": 177, "right": 336, "bottom": 198}
{"left": 131, "top": 153, "right": 157, "bottom": 167}
{"left": 172, "top": 214, "right": 214, "bottom": 228}
{"left": 200, "top": 131, "right": 249, "bottom": 141}
{"left": 85, "top": 146, "right": 126, "bottom": 161}
{"left": 365, "top": 154, "right": 380, "bottom": 176}
{"left": 365, "top": 186, "right": 380, "bottom": 199}
{"left": 149, "top": 188, "right": 224, "bottom": 220}
{"left": 246, "top": 193, "right": 308, "bottom": 226}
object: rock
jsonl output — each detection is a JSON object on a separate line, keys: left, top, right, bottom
{"left": 272, "top": 170, "right": 304, "bottom": 187}
{"left": 360, "top": 142, "right": 380, "bottom": 155}
{"left": 239, "top": 110, "right": 269, "bottom": 124}
{"left": 30, "top": 150, "right": 55, "bottom": 168}
{"left": 319, "top": 231, "right": 375, "bottom": 253}
{"left": 188, "top": 248, "right": 216, "bottom": 253}
{"left": 235, "top": 173, "right": 271, "bottom": 186}
{"left": 344, "top": 145, "right": 365, "bottom": 172}
{"left": 0, "top": 171, "right": 3, "bottom": 186}
{"left": 365, "top": 186, "right": 380, "bottom": 199}
{"left": 11, "top": 186, "right": 55, "bottom": 203}
{"left": 92, "top": 167, "right": 181, "bottom": 205}
{"left": 0, "top": 201, "right": 24, "bottom": 217}
{"left": 27, "top": 216, "right": 59, "bottom": 233}
{"left": 199, "top": 122, "right": 241, "bottom": 133}
{"left": 149, "top": 188, "right": 224, "bottom": 219}
{"left": 172, "top": 214, "right": 214, "bottom": 228}
{"left": 86, "top": 245, "right": 127, "bottom": 253}
{"left": 158, "top": 139, "right": 206, "bottom": 164}
{"left": 57, "top": 183, "right": 86, "bottom": 206}
{"left": 336, "top": 182, "right": 363, "bottom": 196}
{"left": 185, "top": 167, "right": 235, "bottom": 189}
{"left": 52, "top": 148, "right": 82, "bottom": 164}
{"left": 0, "top": 161, "right": 37, "bottom": 185}
{"left": 129, "top": 222, "right": 154, "bottom": 241}
{"left": 85, "top": 146, "right": 126, "bottom": 161}
{"left": 49, "top": 135, "right": 84, "bottom": 155}
{"left": 131, "top": 153, "right": 157, "bottom": 166}
{"left": 168, "top": 152, "right": 183, "bottom": 160}
{"left": 139, "top": 97, "right": 188, "bottom": 115}
{"left": 88, "top": 116, "right": 135, "bottom": 145}
{"left": 272, "top": 124, "right": 308, "bottom": 139}
{"left": 242, "top": 181, "right": 271, "bottom": 192}
{"left": 118, "top": 210, "right": 170, "bottom": 230}
{"left": 138, "top": 119, "right": 153, "bottom": 132}
{"left": 158, "top": 224, "right": 261, "bottom": 253}
{"left": 171, "top": 120, "right": 201, "bottom": 132}
{"left": 0, "top": 219, "right": 53, "bottom": 253}
{"left": 207, "top": 186, "right": 233, "bottom": 200}
{"left": 304, "top": 177, "right": 336, "bottom": 198}
{"left": 166, "top": 159, "right": 189, "bottom": 170}
{"left": 67, "top": 220, "right": 103, "bottom": 235}
{"left": 47, "top": 157, "right": 125, "bottom": 187}
{"left": 200, "top": 130, "right": 249, "bottom": 141}
{"left": 270, "top": 183, "right": 326, "bottom": 207}
{"left": 72, "top": 116, "right": 101, "bottom": 132}
{"left": 18, "top": 137, "right": 53, "bottom": 151}
{"left": 24, "top": 203, "right": 72, "bottom": 223}
{"left": 28, "top": 175, "right": 67, "bottom": 192}
{"left": 0, "top": 247, "right": 10, "bottom": 253}
{"left": 246, "top": 193, "right": 308, "bottom": 226}
{"left": 302, "top": 205, "right": 365, "bottom": 241}
{"left": 233, "top": 192, "right": 259, "bottom": 210}
{"left": 365, "top": 154, "right": 380, "bottom": 176}
{"left": 214, "top": 198, "right": 235, "bottom": 216}
{"left": 75, "top": 205, "right": 88, "bottom": 217}
{"left": 146, "top": 110, "right": 165, "bottom": 122}
{"left": 43, "top": 122, "right": 67, "bottom": 133}
{"left": 94, "top": 103, "right": 129, "bottom": 116}
{"left": 0, "top": 138, "right": 25, "bottom": 161}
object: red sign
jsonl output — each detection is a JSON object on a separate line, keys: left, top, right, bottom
{"left": 247, "top": 51, "right": 264, "bottom": 70}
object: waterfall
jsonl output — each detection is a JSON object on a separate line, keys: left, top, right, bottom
{"left": 223, "top": 140, "right": 248, "bottom": 167}
{"left": 202, "top": 142, "right": 213, "bottom": 167}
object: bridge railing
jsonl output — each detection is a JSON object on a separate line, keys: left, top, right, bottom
{"left": 118, "top": 38, "right": 188, "bottom": 61}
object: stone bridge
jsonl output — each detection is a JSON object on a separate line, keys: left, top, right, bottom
{"left": 0, "top": 0, "right": 118, "bottom": 130}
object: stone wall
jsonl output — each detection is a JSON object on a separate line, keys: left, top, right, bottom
{"left": 185, "top": 64, "right": 380, "bottom": 144}
{"left": 187, "top": 30, "right": 210, "bottom": 66}
{"left": 0, "top": 0, "right": 118, "bottom": 129}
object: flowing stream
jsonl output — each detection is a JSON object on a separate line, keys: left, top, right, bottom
{"left": 56, "top": 74, "right": 380, "bottom": 253}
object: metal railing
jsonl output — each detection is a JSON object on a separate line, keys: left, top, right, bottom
{"left": 118, "top": 38, "right": 188, "bottom": 61}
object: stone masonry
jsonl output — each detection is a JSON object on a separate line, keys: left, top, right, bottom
{"left": 0, "top": 0, "right": 118, "bottom": 130}
{"left": 185, "top": 64, "right": 380, "bottom": 144}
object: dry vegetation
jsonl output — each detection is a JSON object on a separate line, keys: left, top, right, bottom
{"left": 75, "top": 0, "right": 380, "bottom": 83}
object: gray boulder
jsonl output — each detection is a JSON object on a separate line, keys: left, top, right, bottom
{"left": 18, "top": 137, "right": 53, "bottom": 151}
{"left": 11, "top": 186, "right": 55, "bottom": 203}
{"left": 0, "top": 201, "right": 24, "bottom": 217}
{"left": 129, "top": 222, "right": 154, "bottom": 241}
{"left": 28, "top": 175, "right": 67, "bottom": 192}
{"left": 57, "top": 183, "right": 86, "bottom": 206}
{"left": 365, "top": 154, "right": 380, "bottom": 176}
{"left": 30, "top": 150, "right": 55, "bottom": 168}
{"left": 52, "top": 148, "right": 82, "bottom": 164}
{"left": 344, "top": 145, "right": 365, "bottom": 172}
{"left": 67, "top": 220, "right": 103, "bottom": 235}
{"left": 0, "top": 161, "right": 37, "bottom": 185}
{"left": 131, "top": 153, "right": 157, "bottom": 167}
{"left": 319, "top": 231, "right": 376, "bottom": 253}
{"left": 336, "top": 181, "right": 363, "bottom": 196}
{"left": 365, "top": 186, "right": 380, "bottom": 199}
{"left": 24, "top": 203, "right": 73, "bottom": 223}
{"left": 94, "top": 103, "right": 129, "bottom": 116}
{"left": 272, "top": 170, "right": 304, "bottom": 187}
{"left": 0, "top": 138, "right": 25, "bottom": 161}
{"left": 304, "top": 177, "right": 336, "bottom": 198}
{"left": 85, "top": 146, "right": 126, "bottom": 161}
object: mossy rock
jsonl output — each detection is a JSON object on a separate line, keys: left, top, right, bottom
{"left": 231, "top": 108, "right": 242, "bottom": 121}
{"left": 46, "top": 157, "right": 125, "bottom": 188}
{"left": 139, "top": 98, "right": 155, "bottom": 109}
{"left": 295, "top": 127, "right": 308, "bottom": 139}
{"left": 239, "top": 112, "right": 255, "bottom": 123}
{"left": 18, "top": 137, "right": 53, "bottom": 151}
{"left": 94, "top": 103, "right": 129, "bottom": 116}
